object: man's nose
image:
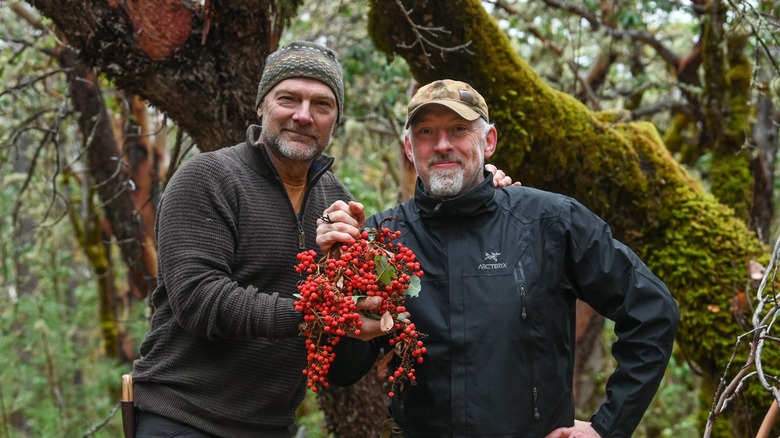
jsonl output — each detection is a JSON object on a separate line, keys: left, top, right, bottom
{"left": 432, "top": 129, "right": 452, "bottom": 152}
{"left": 292, "top": 101, "right": 313, "bottom": 124}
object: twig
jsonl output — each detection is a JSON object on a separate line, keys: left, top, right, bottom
{"left": 82, "top": 402, "right": 120, "bottom": 437}
{"left": 705, "top": 232, "right": 780, "bottom": 435}
{"left": 393, "top": 0, "right": 474, "bottom": 68}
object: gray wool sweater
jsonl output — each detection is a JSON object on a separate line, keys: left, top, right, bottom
{"left": 132, "top": 125, "right": 352, "bottom": 437}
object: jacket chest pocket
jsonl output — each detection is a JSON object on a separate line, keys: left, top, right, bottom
{"left": 462, "top": 259, "right": 527, "bottom": 342}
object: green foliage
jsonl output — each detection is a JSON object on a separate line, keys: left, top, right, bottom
{"left": 0, "top": 17, "right": 129, "bottom": 433}
{"left": 405, "top": 276, "right": 421, "bottom": 298}
{"left": 330, "top": 144, "right": 401, "bottom": 217}
{"left": 640, "top": 353, "right": 700, "bottom": 437}
{"left": 0, "top": 272, "right": 127, "bottom": 437}
{"left": 296, "top": 391, "right": 331, "bottom": 438}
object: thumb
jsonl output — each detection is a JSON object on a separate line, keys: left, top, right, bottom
{"left": 356, "top": 296, "right": 382, "bottom": 311}
{"left": 348, "top": 201, "right": 366, "bottom": 227}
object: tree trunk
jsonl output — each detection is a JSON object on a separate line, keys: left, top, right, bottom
{"left": 702, "top": 0, "right": 753, "bottom": 221}
{"left": 750, "top": 95, "right": 778, "bottom": 243}
{"left": 62, "top": 48, "right": 158, "bottom": 306}
{"left": 60, "top": 48, "right": 124, "bottom": 361}
{"left": 317, "top": 364, "right": 388, "bottom": 438}
{"left": 368, "top": 0, "right": 768, "bottom": 433}
{"left": 121, "top": 94, "right": 161, "bottom": 299}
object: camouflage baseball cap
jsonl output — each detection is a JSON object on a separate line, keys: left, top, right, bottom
{"left": 406, "top": 79, "right": 489, "bottom": 128}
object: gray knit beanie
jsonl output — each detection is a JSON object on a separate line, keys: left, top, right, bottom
{"left": 255, "top": 41, "right": 344, "bottom": 122}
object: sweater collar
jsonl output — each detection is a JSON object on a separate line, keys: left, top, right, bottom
{"left": 414, "top": 170, "right": 498, "bottom": 219}
{"left": 241, "top": 125, "right": 335, "bottom": 184}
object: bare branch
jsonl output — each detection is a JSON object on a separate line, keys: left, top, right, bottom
{"left": 489, "top": 0, "right": 682, "bottom": 70}
{"left": 393, "top": 0, "right": 474, "bottom": 68}
{"left": 725, "top": 0, "right": 780, "bottom": 78}
{"left": 629, "top": 100, "right": 691, "bottom": 120}
{"left": 0, "top": 69, "right": 69, "bottom": 99}
{"left": 706, "top": 232, "right": 780, "bottom": 435}
{"left": 10, "top": 2, "right": 46, "bottom": 31}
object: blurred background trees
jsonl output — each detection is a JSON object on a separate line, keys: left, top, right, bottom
{"left": 1, "top": 0, "right": 778, "bottom": 436}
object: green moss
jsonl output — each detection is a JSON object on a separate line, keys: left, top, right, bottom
{"left": 710, "top": 154, "right": 752, "bottom": 218}
{"left": 663, "top": 113, "right": 698, "bottom": 166}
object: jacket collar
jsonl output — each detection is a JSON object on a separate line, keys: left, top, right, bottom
{"left": 239, "top": 124, "right": 335, "bottom": 184}
{"left": 414, "top": 170, "right": 498, "bottom": 219}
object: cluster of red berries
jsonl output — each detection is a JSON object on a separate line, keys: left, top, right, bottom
{"left": 293, "top": 222, "right": 425, "bottom": 397}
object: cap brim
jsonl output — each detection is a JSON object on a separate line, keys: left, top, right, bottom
{"left": 406, "top": 101, "right": 482, "bottom": 128}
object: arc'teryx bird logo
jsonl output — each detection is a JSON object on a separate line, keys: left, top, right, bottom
{"left": 479, "top": 251, "right": 507, "bottom": 270}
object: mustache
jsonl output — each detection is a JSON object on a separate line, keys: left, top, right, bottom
{"left": 428, "top": 154, "right": 463, "bottom": 166}
{"left": 282, "top": 122, "right": 318, "bottom": 139}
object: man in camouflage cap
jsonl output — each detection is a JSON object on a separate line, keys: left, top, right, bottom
{"left": 317, "top": 78, "right": 679, "bottom": 438}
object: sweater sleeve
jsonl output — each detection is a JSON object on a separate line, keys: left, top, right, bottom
{"left": 561, "top": 198, "right": 680, "bottom": 437}
{"left": 154, "top": 154, "right": 302, "bottom": 342}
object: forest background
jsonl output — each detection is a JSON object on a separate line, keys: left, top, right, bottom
{"left": 1, "top": 0, "right": 780, "bottom": 437}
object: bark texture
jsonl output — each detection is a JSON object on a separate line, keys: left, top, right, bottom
{"left": 317, "top": 363, "right": 388, "bottom": 438}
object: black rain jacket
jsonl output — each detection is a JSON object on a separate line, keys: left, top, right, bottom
{"left": 331, "top": 174, "right": 680, "bottom": 438}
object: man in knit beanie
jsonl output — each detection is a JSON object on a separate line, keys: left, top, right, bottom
{"left": 131, "top": 41, "right": 357, "bottom": 438}
{"left": 255, "top": 41, "right": 344, "bottom": 122}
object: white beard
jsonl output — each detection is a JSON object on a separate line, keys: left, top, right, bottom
{"left": 428, "top": 169, "right": 465, "bottom": 197}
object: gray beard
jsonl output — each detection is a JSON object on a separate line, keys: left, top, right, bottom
{"left": 263, "top": 130, "right": 320, "bottom": 161}
{"left": 428, "top": 170, "right": 465, "bottom": 197}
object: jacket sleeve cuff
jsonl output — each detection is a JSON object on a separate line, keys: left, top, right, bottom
{"left": 589, "top": 414, "right": 609, "bottom": 438}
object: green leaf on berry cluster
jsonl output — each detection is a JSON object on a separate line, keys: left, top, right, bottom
{"left": 375, "top": 254, "right": 397, "bottom": 286}
{"left": 404, "top": 276, "right": 421, "bottom": 298}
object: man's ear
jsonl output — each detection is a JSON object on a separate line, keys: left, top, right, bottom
{"left": 404, "top": 135, "right": 414, "bottom": 163}
{"left": 483, "top": 125, "right": 498, "bottom": 159}
{"left": 256, "top": 106, "right": 263, "bottom": 120}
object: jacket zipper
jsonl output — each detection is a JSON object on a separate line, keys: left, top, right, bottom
{"left": 257, "top": 137, "right": 336, "bottom": 253}
{"left": 297, "top": 222, "right": 306, "bottom": 250}
{"left": 513, "top": 262, "right": 528, "bottom": 320}
{"left": 514, "top": 260, "right": 539, "bottom": 421}
{"left": 533, "top": 387, "right": 540, "bottom": 420}
{"left": 285, "top": 160, "right": 332, "bottom": 251}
